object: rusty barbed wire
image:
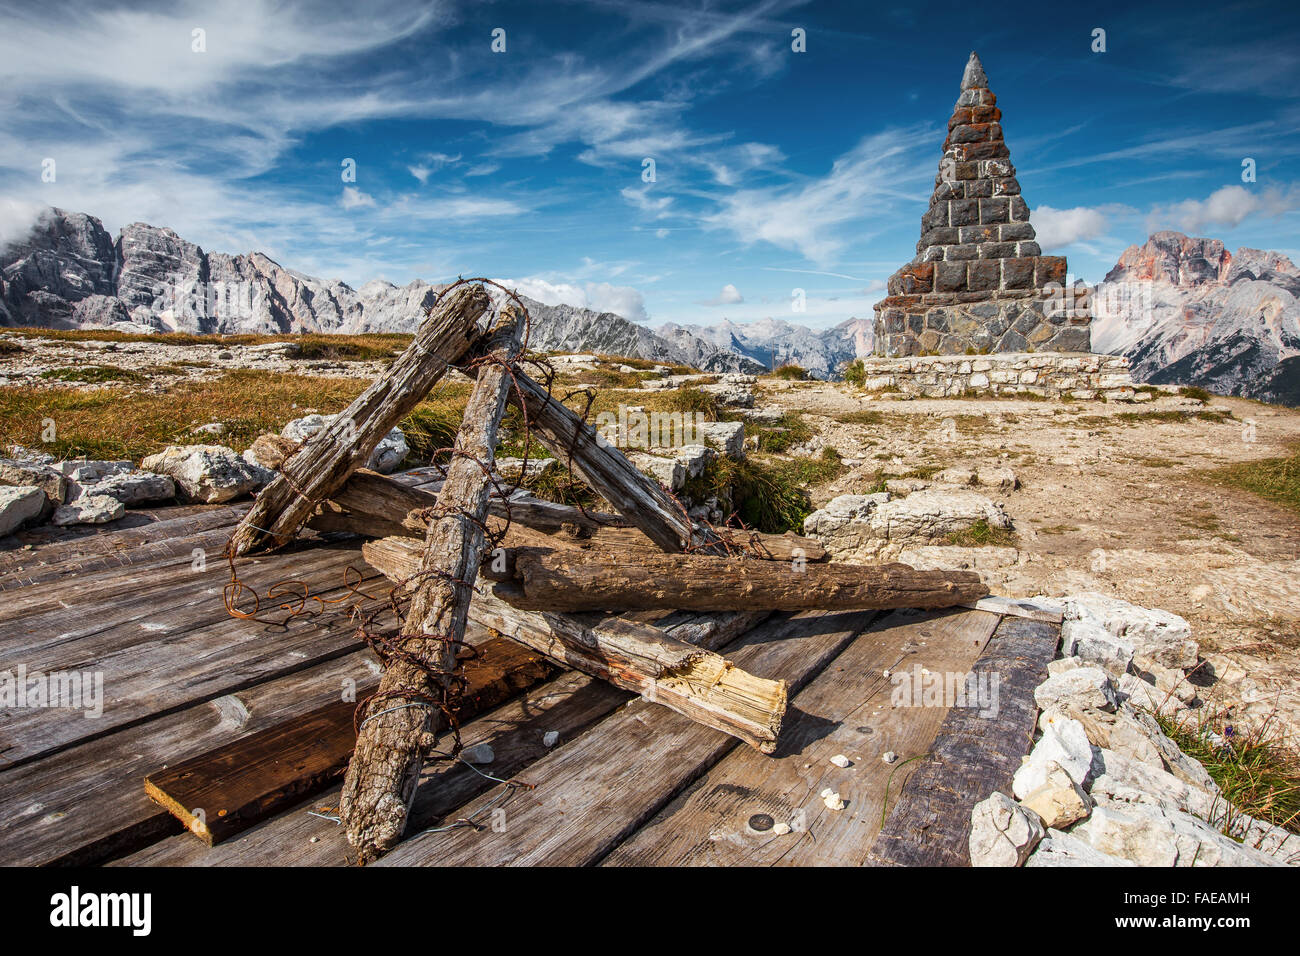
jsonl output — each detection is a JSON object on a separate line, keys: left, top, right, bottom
{"left": 221, "top": 275, "right": 754, "bottom": 769}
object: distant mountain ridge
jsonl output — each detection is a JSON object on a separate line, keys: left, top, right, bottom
{"left": 1093, "top": 231, "right": 1300, "bottom": 406}
{"left": 0, "top": 207, "right": 766, "bottom": 374}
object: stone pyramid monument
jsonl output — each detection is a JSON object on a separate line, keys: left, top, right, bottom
{"left": 872, "top": 52, "right": 1091, "bottom": 357}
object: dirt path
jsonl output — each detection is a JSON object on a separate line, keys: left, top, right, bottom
{"left": 763, "top": 380, "right": 1300, "bottom": 736}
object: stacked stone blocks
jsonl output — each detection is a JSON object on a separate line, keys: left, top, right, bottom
{"left": 873, "top": 52, "right": 1092, "bottom": 357}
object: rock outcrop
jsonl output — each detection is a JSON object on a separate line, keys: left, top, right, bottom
{"left": 1093, "top": 231, "right": 1300, "bottom": 406}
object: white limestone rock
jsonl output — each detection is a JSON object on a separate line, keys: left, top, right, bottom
{"left": 1033, "top": 666, "right": 1118, "bottom": 713}
{"left": 695, "top": 420, "right": 745, "bottom": 459}
{"left": 1060, "top": 592, "right": 1198, "bottom": 670}
{"left": 0, "top": 458, "right": 67, "bottom": 509}
{"left": 1060, "top": 618, "right": 1134, "bottom": 677}
{"left": 1073, "top": 802, "right": 1284, "bottom": 867}
{"left": 1024, "top": 829, "right": 1136, "bottom": 867}
{"left": 1088, "top": 747, "right": 1222, "bottom": 823}
{"left": 77, "top": 471, "right": 176, "bottom": 506}
{"left": 52, "top": 493, "right": 125, "bottom": 526}
{"left": 143, "top": 444, "right": 274, "bottom": 504}
{"left": 1019, "top": 761, "right": 1092, "bottom": 828}
{"left": 1013, "top": 713, "right": 1094, "bottom": 797}
{"left": 968, "top": 792, "right": 1044, "bottom": 867}
{"left": 0, "top": 485, "right": 46, "bottom": 536}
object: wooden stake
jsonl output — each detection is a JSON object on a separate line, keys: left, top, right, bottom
{"left": 338, "top": 307, "right": 522, "bottom": 863}
{"left": 507, "top": 368, "right": 727, "bottom": 554}
{"left": 364, "top": 537, "right": 789, "bottom": 753}
{"left": 227, "top": 284, "right": 493, "bottom": 556}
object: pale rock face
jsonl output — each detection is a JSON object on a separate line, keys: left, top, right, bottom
{"left": 1093, "top": 231, "right": 1300, "bottom": 405}
{"left": 803, "top": 489, "right": 1011, "bottom": 562}
{"left": 695, "top": 420, "right": 746, "bottom": 459}
{"left": 1088, "top": 747, "right": 1221, "bottom": 823}
{"left": 1116, "top": 672, "right": 1189, "bottom": 717}
{"left": 0, "top": 485, "right": 47, "bottom": 536}
{"left": 75, "top": 470, "right": 176, "bottom": 506}
{"left": 1013, "top": 713, "right": 1094, "bottom": 797}
{"left": 142, "top": 444, "right": 273, "bottom": 503}
{"left": 1060, "top": 618, "right": 1135, "bottom": 677}
{"left": 0, "top": 458, "right": 67, "bottom": 509}
{"left": 1019, "top": 761, "right": 1092, "bottom": 828}
{"left": 968, "top": 792, "right": 1044, "bottom": 867}
{"left": 1073, "top": 802, "right": 1284, "bottom": 867}
{"left": 1059, "top": 592, "right": 1198, "bottom": 670}
{"left": 1032, "top": 666, "right": 1119, "bottom": 713}
{"left": 1024, "top": 829, "right": 1136, "bottom": 867}
{"left": 52, "top": 493, "right": 125, "bottom": 526}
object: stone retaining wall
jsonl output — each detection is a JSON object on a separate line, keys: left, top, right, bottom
{"left": 856, "top": 351, "right": 1134, "bottom": 399}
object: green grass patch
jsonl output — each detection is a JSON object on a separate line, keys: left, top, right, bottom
{"left": 943, "top": 518, "right": 1017, "bottom": 547}
{"left": 749, "top": 412, "right": 813, "bottom": 453}
{"left": 39, "top": 365, "right": 145, "bottom": 384}
{"left": 769, "top": 363, "right": 808, "bottom": 381}
{"left": 0, "top": 338, "right": 23, "bottom": 355}
{"left": 842, "top": 358, "right": 866, "bottom": 387}
{"left": 1156, "top": 712, "right": 1300, "bottom": 835}
{"left": 834, "top": 409, "right": 886, "bottom": 426}
{"left": 1204, "top": 445, "right": 1300, "bottom": 515}
{"left": 1178, "top": 385, "right": 1214, "bottom": 402}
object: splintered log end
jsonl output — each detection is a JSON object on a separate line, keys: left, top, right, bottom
{"left": 658, "top": 655, "right": 789, "bottom": 754}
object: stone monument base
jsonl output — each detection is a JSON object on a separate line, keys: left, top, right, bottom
{"left": 855, "top": 352, "right": 1134, "bottom": 400}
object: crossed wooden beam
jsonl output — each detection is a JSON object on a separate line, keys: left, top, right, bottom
{"left": 226, "top": 282, "right": 986, "bottom": 862}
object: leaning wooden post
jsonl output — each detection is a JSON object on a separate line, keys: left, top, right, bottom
{"left": 227, "top": 283, "right": 493, "bottom": 556}
{"left": 508, "top": 368, "right": 727, "bottom": 554}
{"left": 339, "top": 308, "right": 522, "bottom": 863}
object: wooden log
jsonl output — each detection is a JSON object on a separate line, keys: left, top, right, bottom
{"left": 142, "top": 638, "right": 555, "bottom": 847}
{"left": 308, "top": 468, "right": 827, "bottom": 561}
{"left": 507, "top": 368, "right": 726, "bottom": 554}
{"left": 339, "top": 307, "right": 522, "bottom": 863}
{"left": 363, "top": 537, "right": 789, "bottom": 753}
{"left": 227, "top": 283, "right": 493, "bottom": 555}
{"left": 483, "top": 547, "right": 989, "bottom": 612}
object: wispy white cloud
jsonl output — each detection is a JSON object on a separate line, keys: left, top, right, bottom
{"left": 1146, "top": 184, "right": 1300, "bottom": 234}
{"left": 1033, "top": 205, "right": 1109, "bottom": 251}
{"left": 505, "top": 275, "right": 650, "bottom": 323}
{"left": 702, "top": 126, "right": 934, "bottom": 264}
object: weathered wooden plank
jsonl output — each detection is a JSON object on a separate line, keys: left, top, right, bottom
{"left": 601, "top": 608, "right": 1002, "bottom": 866}
{"left": 960, "top": 595, "right": 1064, "bottom": 624}
{"left": 0, "top": 651, "right": 381, "bottom": 867}
{"left": 375, "top": 609, "right": 877, "bottom": 866}
{"left": 0, "top": 549, "right": 387, "bottom": 767}
{"left": 144, "top": 637, "right": 554, "bottom": 846}
{"left": 866, "top": 615, "right": 1060, "bottom": 867}
{"left": 0, "top": 505, "right": 248, "bottom": 589}
{"left": 229, "top": 283, "right": 493, "bottom": 555}
{"left": 113, "top": 670, "right": 630, "bottom": 867}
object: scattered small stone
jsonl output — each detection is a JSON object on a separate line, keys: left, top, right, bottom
{"left": 772, "top": 822, "right": 792, "bottom": 835}
{"left": 830, "top": 754, "right": 852, "bottom": 768}
{"left": 822, "top": 791, "right": 846, "bottom": 811}
{"left": 460, "top": 744, "right": 494, "bottom": 764}
{"left": 542, "top": 731, "right": 560, "bottom": 748}
{"left": 882, "top": 751, "right": 898, "bottom": 764}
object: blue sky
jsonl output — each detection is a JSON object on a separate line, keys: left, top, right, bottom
{"left": 2, "top": 0, "right": 1298, "bottom": 329}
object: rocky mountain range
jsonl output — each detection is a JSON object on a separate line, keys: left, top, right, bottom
{"left": 657, "top": 316, "right": 874, "bottom": 380}
{"left": 0, "top": 207, "right": 767, "bottom": 373}
{"left": 1093, "top": 231, "right": 1300, "bottom": 406}
{"left": 5, "top": 209, "right": 1298, "bottom": 400}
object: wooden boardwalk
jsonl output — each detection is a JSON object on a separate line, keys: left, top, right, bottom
{"left": 0, "top": 478, "right": 1060, "bottom": 867}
